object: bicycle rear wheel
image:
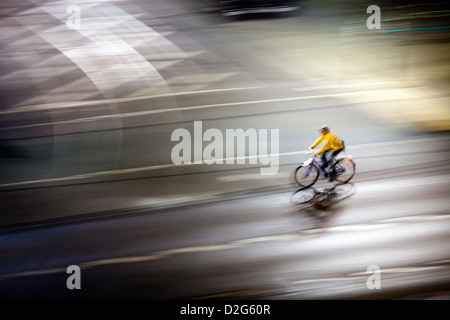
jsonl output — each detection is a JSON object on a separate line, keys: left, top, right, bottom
{"left": 294, "top": 164, "right": 319, "bottom": 188}
{"left": 334, "top": 158, "right": 355, "bottom": 183}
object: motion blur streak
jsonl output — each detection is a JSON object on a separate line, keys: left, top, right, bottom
{"left": 0, "top": 0, "right": 449, "bottom": 300}
{"left": 1, "top": 138, "right": 447, "bottom": 188}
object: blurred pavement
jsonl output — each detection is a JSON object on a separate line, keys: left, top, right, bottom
{"left": 0, "top": 0, "right": 449, "bottom": 228}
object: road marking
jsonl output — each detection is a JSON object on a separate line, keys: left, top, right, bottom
{"left": 301, "top": 223, "right": 398, "bottom": 236}
{"left": 20, "top": 1, "right": 171, "bottom": 100}
{"left": 376, "top": 214, "right": 450, "bottom": 224}
{"left": 381, "top": 25, "right": 450, "bottom": 33}
{"left": 0, "top": 163, "right": 181, "bottom": 187}
{"left": 292, "top": 277, "right": 365, "bottom": 284}
{"left": 349, "top": 266, "right": 445, "bottom": 276}
{"left": 292, "top": 81, "right": 408, "bottom": 92}
{"left": 1, "top": 217, "right": 446, "bottom": 280}
{"left": 221, "top": 6, "right": 300, "bottom": 16}
{"left": 0, "top": 86, "right": 262, "bottom": 117}
{"left": 216, "top": 172, "right": 290, "bottom": 182}
{"left": 355, "top": 174, "right": 450, "bottom": 192}
{"left": 1, "top": 136, "right": 449, "bottom": 188}
{"left": 2, "top": 91, "right": 360, "bottom": 119}
{"left": 3, "top": 84, "right": 446, "bottom": 129}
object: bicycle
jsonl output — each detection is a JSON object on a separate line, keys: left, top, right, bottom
{"left": 294, "top": 144, "right": 356, "bottom": 189}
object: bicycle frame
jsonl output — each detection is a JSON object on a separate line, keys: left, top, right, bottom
{"left": 302, "top": 151, "right": 353, "bottom": 176}
{"left": 294, "top": 148, "right": 355, "bottom": 189}
{"left": 302, "top": 156, "right": 320, "bottom": 174}
{"left": 302, "top": 154, "right": 334, "bottom": 175}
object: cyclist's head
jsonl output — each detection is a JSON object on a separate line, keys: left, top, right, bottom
{"left": 319, "top": 125, "right": 330, "bottom": 134}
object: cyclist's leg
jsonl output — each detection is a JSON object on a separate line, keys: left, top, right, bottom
{"left": 319, "top": 150, "right": 330, "bottom": 174}
{"left": 329, "top": 148, "right": 343, "bottom": 178}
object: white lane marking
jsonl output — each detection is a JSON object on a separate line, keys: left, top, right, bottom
{"left": 0, "top": 163, "right": 181, "bottom": 187}
{"left": 0, "top": 267, "right": 67, "bottom": 280}
{"left": 348, "top": 266, "right": 446, "bottom": 276}
{"left": 217, "top": 172, "right": 290, "bottom": 182}
{"left": 231, "top": 234, "right": 299, "bottom": 245}
{"left": 292, "top": 277, "right": 365, "bottom": 284}
{"left": 292, "top": 81, "right": 407, "bottom": 92}
{"left": 1, "top": 137, "right": 449, "bottom": 188}
{"left": 221, "top": 7, "right": 299, "bottom": 16}
{"left": 376, "top": 214, "right": 450, "bottom": 224}
{"left": 294, "top": 264, "right": 449, "bottom": 285}
{"left": 344, "top": 136, "right": 450, "bottom": 149}
{"left": 426, "top": 259, "right": 450, "bottom": 265}
{"left": 29, "top": 2, "right": 171, "bottom": 97}
{"left": 356, "top": 174, "right": 450, "bottom": 193}
{"left": 0, "top": 86, "right": 262, "bottom": 116}
{"left": 299, "top": 223, "right": 399, "bottom": 237}
{"left": 136, "top": 193, "right": 219, "bottom": 207}
{"left": 5, "top": 86, "right": 449, "bottom": 129}
{"left": 2, "top": 89, "right": 391, "bottom": 119}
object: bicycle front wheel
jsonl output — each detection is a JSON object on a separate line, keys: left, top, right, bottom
{"left": 335, "top": 158, "right": 355, "bottom": 183}
{"left": 294, "top": 164, "right": 319, "bottom": 188}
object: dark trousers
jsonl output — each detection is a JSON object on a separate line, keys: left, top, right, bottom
{"left": 319, "top": 148, "right": 343, "bottom": 176}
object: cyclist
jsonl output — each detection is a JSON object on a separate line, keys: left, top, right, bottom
{"left": 307, "top": 125, "right": 344, "bottom": 182}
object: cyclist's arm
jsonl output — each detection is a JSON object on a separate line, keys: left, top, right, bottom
{"left": 310, "top": 135, "right": 324, "bottom": 150}
{"left": 315, "top": 142, "right": 329, "bottom": 155}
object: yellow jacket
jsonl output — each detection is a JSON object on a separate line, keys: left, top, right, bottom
{"left": 310, "top": 131, "right": 343, "bottom": 155}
